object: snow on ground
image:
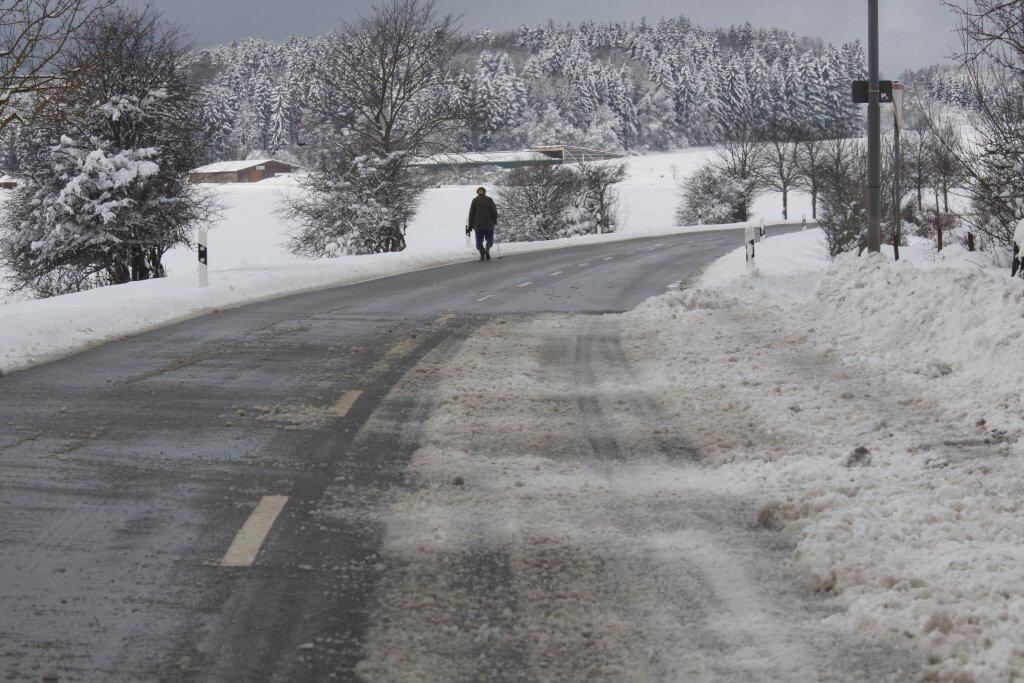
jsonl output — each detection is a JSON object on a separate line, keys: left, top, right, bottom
{"left": 634, "top": 229, "right": 1024, "bottom": 680}
{"left": 157, "top": 149, "right": 812, "bottom": 274}
{"left": 350, "top": 227, "right": 1024, "bottom": 680}
{"left": 1, "top": 149, "right": 806, "bottom": 375}
{"left": 348, "top": 314, "right": 915, "bottom": 681}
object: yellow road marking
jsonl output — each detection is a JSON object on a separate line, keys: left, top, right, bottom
{"left": 329, "top": 390, "right": 363, "bottom": 417}
{"left": 220, "top": 495, "right": 288, "bottom": 567}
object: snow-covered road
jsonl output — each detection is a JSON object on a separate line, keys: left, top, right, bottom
{"left": 352, "top": 314, "right": 917, "bottom": 681}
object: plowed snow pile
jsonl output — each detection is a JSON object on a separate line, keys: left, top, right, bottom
{"left": 619, "top": 230, "right": 1024, "bottom": 680}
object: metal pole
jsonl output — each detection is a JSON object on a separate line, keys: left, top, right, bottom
{"left": 893, "top": 112, "right": 901, "bottom": 261}
{"left": 866, "top": 0, "right": 882, "bottom": 253}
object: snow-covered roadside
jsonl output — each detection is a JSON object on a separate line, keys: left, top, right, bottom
{"left": 351, "top": 227, "right": 1023, "bottom": 679}
{"left": 618, "top": 229, "right": 1024, "bottom": 680}
{"left": 0, "top": 219, "right": 788, "bottom": 377}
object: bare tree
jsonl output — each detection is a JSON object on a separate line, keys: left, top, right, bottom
{"left": 759, "top": 122, "right": 801, "bottom": 220}
{"left": 943, "top": 0, "right": 1024, "bottom": 262}
{"left": 306, "top": 0, "right": 463, "bottom": 159}
{"left": 288, "top": 0, "right": 464, "bottom": 255}
{"left": 795, "top": 133, "right": 826, "bottom": 219}
{"left": 709, "top": 129, "right": 766, "bottom": 222}
{"left": 901, "top": 126, "right": 933, "bottom": 214}
{"left": 0, "top": 0, "right": 113, "bottom": 131}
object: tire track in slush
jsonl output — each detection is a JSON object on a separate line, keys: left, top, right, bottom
{"left": 352, "top": 315, "right": 914, "bottom": 681}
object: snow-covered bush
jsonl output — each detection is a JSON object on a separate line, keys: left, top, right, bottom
{"left": 676, "top": 164, "right": 747, "bottom": 225}
{"left": 284, "top": 154, "right": 418, "bottom": 256}
{"left": 816, "top": 137, "right": 868, "bottom": 257}
{"left": 0, "top": 7, "right": 213, "bottom": 296}
{"left": 496, "top": 162, "right": 625, "bottom": 241}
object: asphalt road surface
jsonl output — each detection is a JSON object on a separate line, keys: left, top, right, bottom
{"left": 0, "top": 225, "right": 802, "bottom": 681}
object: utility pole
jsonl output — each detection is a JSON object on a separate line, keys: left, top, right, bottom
{"left": 893, "top": 112, "right": 901, "bottom": 260}
{"left": 893, "top": 82, "right": 905, "bottom": 261}
{"left": 866, "top": 0, "right": 882, "bottom": 253}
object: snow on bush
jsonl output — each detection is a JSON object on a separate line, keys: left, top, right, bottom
{"left": 676, "top": 164, "right": 749, "bottom": 225}
{"left": 497, "top": 162, "right": 626, "bottom": 241}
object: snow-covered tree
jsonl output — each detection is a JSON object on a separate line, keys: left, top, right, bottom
{"left": 579, "top": 105, "right": 624, "bottom": 152}
{"left": 676, "top": 164, "right": 748, "bottom": 225}
{"left": 0, "top": 7, "right": 214, "bottom": 295}
{"left": 496, "top": 161, "right": 626, "bottom": 241}
{"left": 635, "top": 87, "right": 679, "bottom": 150}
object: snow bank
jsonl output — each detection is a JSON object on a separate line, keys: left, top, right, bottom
{"left": 623, "top": 229, "right": 1024, "bottom": 680}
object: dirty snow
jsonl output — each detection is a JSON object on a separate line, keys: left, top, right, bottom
{"left": 350, "top": 316, "right": 915, "bottom": 681}
{"left": 352, "top": 228, "right": 1024, "bottom": 681}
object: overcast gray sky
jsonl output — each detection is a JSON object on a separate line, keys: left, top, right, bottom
{"left": 137, "top": 0, "right": 960, "bottom": 74}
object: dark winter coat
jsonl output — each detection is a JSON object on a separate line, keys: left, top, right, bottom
{"left": 468, "top": 194, "right": 498, "bottom": 231}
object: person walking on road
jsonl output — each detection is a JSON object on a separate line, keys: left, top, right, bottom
{"left": 467, "top": 187, "right": 498, "bottom": 261}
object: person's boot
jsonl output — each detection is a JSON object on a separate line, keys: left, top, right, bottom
{"left": 478, "top": 248, "right": 486, "bottom": 261}
{"left": 484, "top": 247, "right": 491, "bottom": 260}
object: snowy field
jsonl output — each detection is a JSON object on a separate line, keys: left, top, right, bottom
{"left": 0, "top": 149, "right": 808, "bottom": 375}
{"left": 158, "top": 148, "right": 812, "bottom": 276}
{"left": 365, "top": 228, "right": 1023, "bottom": 679}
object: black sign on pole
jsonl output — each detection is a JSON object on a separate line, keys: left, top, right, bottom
{"left": 852, "top": 80, "right": 894, "bottom": 104}
{"left": 198, "top": 245, "right": 208, "bottom": 265}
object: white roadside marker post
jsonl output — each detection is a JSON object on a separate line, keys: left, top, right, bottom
{"left": 745, "top": 224, "right": 756, "bottom": 272}
{"left": 197, "top": 228, "right": 208, "bottom": 288}
{"left": 759, "top": 217, "right": 766, "bottom": 242}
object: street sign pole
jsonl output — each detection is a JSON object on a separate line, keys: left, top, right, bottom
{"left": 892, "top": 83, "right": 905, "bottom": 261}
{"left": 866, "top": 0, "right": 882, "bottom": 253}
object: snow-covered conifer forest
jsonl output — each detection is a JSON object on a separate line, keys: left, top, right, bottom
{"left": 184, "top": 18, "right": 867, "bottom": 161}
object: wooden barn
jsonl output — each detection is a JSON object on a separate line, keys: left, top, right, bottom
{"left": 189, "top": 159, "right": 301, "bottom": 184}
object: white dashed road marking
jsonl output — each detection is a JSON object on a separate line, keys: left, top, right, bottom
{"left": 603, "top": 256, "right": 614, "bottom": 261}
{"left": 578, "top": 263, "right": 589, "bottom": 267}
{"left": 516, "top": 282, "right": 532, "bottom": 288}
{"left": 476, "top": 294, "right": 495, "bottom": 302}
{"left": 549, "top": 271, "right": 563, "bottom": 276}
{"left": 220, "top": 495, "right": 289, "bottom": 568}
{"left": 329, "top": 389, "right": 362, "bottom": 417}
